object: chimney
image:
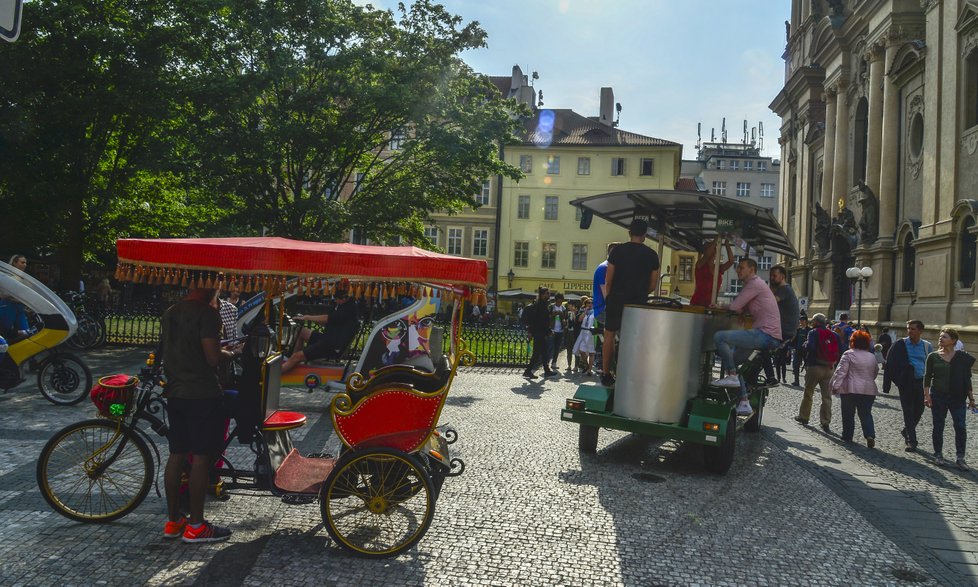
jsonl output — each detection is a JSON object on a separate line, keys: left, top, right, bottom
{"left": 599, "top": 87, "right": 614, "bottom": 126}
{"left": 511, "top": 65, "right": 524, "bottom": 93}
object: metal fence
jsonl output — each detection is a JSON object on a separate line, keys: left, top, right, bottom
{"left": 102, "top": 303, "right": 533, "bottom": 367}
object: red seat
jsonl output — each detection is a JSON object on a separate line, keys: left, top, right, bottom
{"left": 263, "top": 410, "right": 307, "bottom": 431}
{"left": 333, "top": 387, "right": 444, "bottom": 452}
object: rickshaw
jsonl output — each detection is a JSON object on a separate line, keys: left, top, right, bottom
{"left": 35, "top": 237, "right": 487, "bottom": 557}
{"left": 0, "top": 262, "right": 93, "bottom": 405}
{"left": 560, "top": 189, "right": 798, "bottom": 474}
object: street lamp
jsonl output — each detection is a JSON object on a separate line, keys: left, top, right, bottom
{"left": 506, "top": 268, "right": 514, "bottom": 289}
{"left": 845, "top": 266, "right": 874, "bottom": 326}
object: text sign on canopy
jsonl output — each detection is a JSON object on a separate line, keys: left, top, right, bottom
{"left": 715, "top": 217, "right": 738, "bottom": 234}
{"left": 0, "top": 0, "right": 23, "bottom": 42}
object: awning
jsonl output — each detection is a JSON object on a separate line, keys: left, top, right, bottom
{"left": 570, "top": 189, "right": 797, "bottom": 258}
{"left": 496, "top": 288, "right": 537, "bottom": 300}
{"left": 116, "top": 237, "right": 488, "bottom": 288}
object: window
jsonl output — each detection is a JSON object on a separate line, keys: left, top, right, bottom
{"left": 520, "top": 155, "right": 533, "bottom": 173}
{"left": 717, "top": 159, "right": 727, "bottom": 170}
{"left": 514, "top": 241, "right": 529, "bottom": 267}
{"left": 758, "top": 161, "right": 767, "bottom": 172}
{"left": 447, "top": 228, "right": 463, "bottom": 256}
{"left": 902, "top": 233, "right": 916, "bottom": 292}
{"left": 472, "top": 229, "right": 488, "bottom": 257}
{"left": 730, "top": 160, "right": 740, "bottom": 171}
{"left": 577, "top": 157, "right": 591, "bottom": 175}
{"left": 760, "top": 183, "right": 775, "bottom": 198}
{"left": 575, "top": 206, "right": 582, "bottom": 221}
{"left": 959, "top": 217, "right": 976, "bottom": 288}
{"left": 611, "top": 158, "right": 626, "bottom": 176}
{"left": 758, "top": 255, "right": 772, "bottom": 271}
{"left": 354, "top": 172, "right": 365, "bottom": 195}
{"left": 541, "top": 243, "right": 557, "bottom": 269}
{"left": 728, "top": 278, "right": 743, "bottom": 294}
{"left": 350, "top": 227, "right": 367, "bottom": 245}
{"left": 544, "top": 196, "right": 558, "bottom": 220}
{"left": 736, "top": 182, "right": 751, "bottom": 197}
{"left": 640, "top": 158, "right": 654, "bottom": 176}
{"left": 546, "top": 156, "right": 560, "bottom": 174}
{"left": 474, "top": 180, "right": 491, "bottom": 206}
{"left": 679, "top": 257, "right": 694, "bottom": 282}
{"left": 572, "top": 244, "right": 588, "bottom": 270}
{"left": 424, "top": 226, "right": 439, "bottom": 245}
{"left": 711, "top": 181, "right": 727, "bottom": 196}
{"left": 389, "top": 129, "right": 405, "bottom": 151}
{"left": 967, "top": 50, "right": 978, "bottom": 128}
{"left": 744, "top": 160, "right": 754, "bottom": 171}
{"left": 517, "top": 195, "right": 530, "bottom": 219}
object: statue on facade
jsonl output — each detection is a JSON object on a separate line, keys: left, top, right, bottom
{"left": 826, "top": 0, "right": 844, "bottom": 17}
{"left": 832, "top": 204, "right": 859, "bottom": 252}
{"left": 812, "top": 201, "right": 831, "bottom": 255}
{"left": 856, "top": 180, "right": 879, "bottom": 245}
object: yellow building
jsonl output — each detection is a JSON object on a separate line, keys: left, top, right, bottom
{"left": 497, "top": 87, "right": 684, "bottom": 298}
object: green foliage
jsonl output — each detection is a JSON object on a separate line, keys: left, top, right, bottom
{"left": 0, "top": 0, "right": 524, "bottom": 285}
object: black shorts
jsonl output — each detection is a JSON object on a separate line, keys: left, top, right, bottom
{"left": 166, "top": 397, "right": 225, "bottom": 456}
{"left": 603, "top": 297, "right": 645, "bottom": 332}
{"left": 304, "top": 331, "right": 341, "bottom": 361}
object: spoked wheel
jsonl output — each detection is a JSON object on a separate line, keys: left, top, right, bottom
{"left": 321, "top": 447, "right": 435, "bottom": 558}
{"left": 36, "top": 419, "right": 153, "bottom": 522}
{"left": 66, "top": 314, "right": 102, "bottom": 350}
{"left": 37, "top": 353, "right": 93, "bottom": 405}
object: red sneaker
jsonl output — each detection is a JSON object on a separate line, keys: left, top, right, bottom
{"left": 182, "top": 521, "right": 232, "bottom": 544}
{"left": 162, "top": 517, "right": 187, "bottom": 539}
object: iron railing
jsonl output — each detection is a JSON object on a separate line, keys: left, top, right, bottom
{"left": 100, "top": 303, "right": 534, "bottom": 367}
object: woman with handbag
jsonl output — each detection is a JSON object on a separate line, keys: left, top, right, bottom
{"left": 830, "top": 330, "right": 880, "bottom": 448}
{"left": 923, "top": 327, "right": 977, "bottom": 470}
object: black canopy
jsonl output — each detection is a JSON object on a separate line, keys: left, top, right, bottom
{"left": 570, "top": 189, "right": 798, "bottom": 258}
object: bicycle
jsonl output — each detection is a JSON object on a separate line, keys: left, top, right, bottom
{"left": 62, "top": 291, "right": 107, "bottom": 351}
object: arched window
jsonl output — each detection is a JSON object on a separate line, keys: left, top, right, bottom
{"left": 960, "top": 217, "right": 977, "bottom": 288}
{"left": 789, "top": 173, "right": 797, "bottom": 216}
{"left": 966, "top": 49, "right": 978, "bottom": 129}
{"left": 901, "top": 233, "right": 916, "bottom": 292}
{"left": 853, "top": 97, "right": 869, "bottom": 184}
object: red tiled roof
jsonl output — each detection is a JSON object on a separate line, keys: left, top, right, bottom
{"left": 521, "top": 109, "right": 679, "bottom": 147}
{"left": 675, "top": 178, "right": 702, "bottom": 191}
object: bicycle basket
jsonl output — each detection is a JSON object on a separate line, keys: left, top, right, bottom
{"left": 91, "top": 374, "right": 138, "bottom": 419}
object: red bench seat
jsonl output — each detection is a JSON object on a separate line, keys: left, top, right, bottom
{"left": 263, "top": 410, "right": 307, "bottom": 431}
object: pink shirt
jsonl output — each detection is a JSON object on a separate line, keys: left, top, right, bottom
{"left": 729, "top": 275, "right": 781, "bottom": 340}
{"left": 830, "top": 349, "right": 880, "bottom": 395}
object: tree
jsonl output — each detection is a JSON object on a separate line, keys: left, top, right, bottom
{"left": 189, "top": 0, "right": 526, "bottom": 245}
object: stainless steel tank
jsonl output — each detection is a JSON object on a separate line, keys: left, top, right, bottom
{"left": 614, "top": 304, "right": 739, "bottom": 423}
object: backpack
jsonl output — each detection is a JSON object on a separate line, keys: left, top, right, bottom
{"left": 815, "top": 327, "right": 841, "bottom": 365}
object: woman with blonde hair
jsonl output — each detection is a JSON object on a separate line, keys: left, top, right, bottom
{"left": 924, "top": 327, "right": 976, "bottom": 469}
{"left": 830, "top": 329, "right": 879, "bottom": 447}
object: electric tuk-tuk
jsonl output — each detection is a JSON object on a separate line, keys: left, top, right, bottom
{"left": 560, "top": 189, "right": 798, "bottom": 474}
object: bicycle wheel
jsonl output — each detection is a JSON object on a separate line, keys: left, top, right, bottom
{"left": 37, "top": 353, "right": 93, "bottom": 405}
{"left": 66, "top": 314, "right": 100, "bottom": 350}
{"left": 36, "top": 419, "right": 153, "bottom": 522}
{"left": 321, "top": 448, "right": 434, "bottom": 558}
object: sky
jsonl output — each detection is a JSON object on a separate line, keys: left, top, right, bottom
{"left": 361, "top": 0, "right": 790, "bottom": 160}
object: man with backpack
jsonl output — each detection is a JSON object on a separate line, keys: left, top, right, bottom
{"left": 523, "top": 287, "right": 556, "bottom": 379}
{"left": 884, "top": 319, "right": 933, "bottom": 451}
{"left": 795, "top": 313, "right": 840, "bottom": 431}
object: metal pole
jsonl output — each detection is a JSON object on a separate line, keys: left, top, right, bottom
{"left": 856, "top": 278, "right": 863, "bottom": 327}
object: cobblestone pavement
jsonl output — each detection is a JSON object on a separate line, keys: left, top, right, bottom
{"left": 0, "top": 348, "right": 972, "bottom": 585}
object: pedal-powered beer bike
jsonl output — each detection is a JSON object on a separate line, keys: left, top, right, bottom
{"left": 36, "top": 237, "right": 487, "bottom": 557}
{"left": 0, "top": 262, "right": 93, "bottom": 405}
{"left": 561, "top": 190, "right": 798, "bottom": 474}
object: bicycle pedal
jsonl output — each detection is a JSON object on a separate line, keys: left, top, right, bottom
{"left": 281, "top": 494, "right": 316, "bottom": 505}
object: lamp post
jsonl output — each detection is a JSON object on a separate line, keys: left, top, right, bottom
{"left": 845, "top": 266, "right": 874, "bottom": 327}
{"left": 506, "top": 269, "right": 514, "bottom": 289}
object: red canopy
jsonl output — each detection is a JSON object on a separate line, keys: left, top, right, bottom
{"left": 117, "top": 237, "right": 488, "bottom": 288}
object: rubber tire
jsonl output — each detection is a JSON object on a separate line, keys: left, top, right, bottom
{"left": 744, "top": 397, "right": 764, "bottom": 433}
{"left": 578, "top": 425, "right": 599, "bottom": 453}
{"left": 321, "top": 447, "right": 434, "bottom": 558}
{"left": 37, "top": 419, "right": 153, "bottom": 522}
{"left": 66, "top": 314, "right": 100, "bottom": 350}
{"left": 703, "top": 413, "right": 736, "bottom": 474}
{"left": 37, "top": 353, "right": 93, "bottom": 405}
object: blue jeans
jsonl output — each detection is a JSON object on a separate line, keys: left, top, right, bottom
{"left": 714, "top": 328, "right": 779, "bottom": 398}
{"left": 840, "top": 394, "right": 876, "bottom": 441}
{"left": 930, "top": 391, "right": 968, "bottom": 458}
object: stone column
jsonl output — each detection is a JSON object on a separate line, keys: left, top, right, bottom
{"left": 866, "top": 45, "right": 885, "bottom": 199}
{"left": 878, "top": 43, "right": 900, "bottom": 242}
{"left": 821, "top": 89, "right": 837, "bottom": 212}
{"left": 832, "top": 83, "right": 850, "bottom": 213}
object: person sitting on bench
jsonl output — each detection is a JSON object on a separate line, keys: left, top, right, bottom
{"left": 282, "top": 289, "right": 358, "bottom": 373}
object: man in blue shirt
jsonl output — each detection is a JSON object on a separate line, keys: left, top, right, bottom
{"left": 885, "top": 319, "right": 933, "bottom": 451}
{"left": 591, "top": 242, "right": 619, "bottom": 373}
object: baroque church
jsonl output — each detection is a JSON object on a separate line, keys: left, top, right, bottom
{"left": 771, "top": 0, "right": 978, "bottom": 341}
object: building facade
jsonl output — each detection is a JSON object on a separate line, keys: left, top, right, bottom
{"left": 771, "top": 0, "right": 978, "bottom": 340}
{"left": 679, "top": 141, "right": 782, "bottom": 300}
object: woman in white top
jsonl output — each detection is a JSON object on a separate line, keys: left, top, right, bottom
{"left": 572, "top": 297, "right": 596, "bottom": 376}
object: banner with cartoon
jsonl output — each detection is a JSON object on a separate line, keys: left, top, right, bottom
{"left": 355, "top": 294, "right": 441, "bottom": 375}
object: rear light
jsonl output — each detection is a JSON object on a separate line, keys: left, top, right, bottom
{"left": 703, "top": 422, "right": 720, "bottom": 432}
{"left": 566, "top": 398, "right": 585, "bottom": 410}
{"left": 429, "top": 449, "right": 444, "bottom": 460}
